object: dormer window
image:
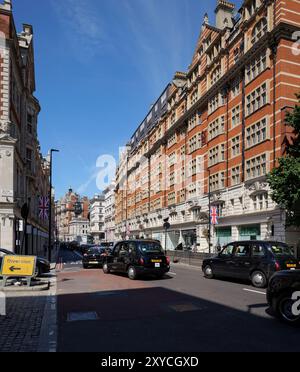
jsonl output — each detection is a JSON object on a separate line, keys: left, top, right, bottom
{"left": 251, "top": 18, "right": 267, "bottom": 45}
{"left": 246, "top": 0, "right": 261, "bottom": 19}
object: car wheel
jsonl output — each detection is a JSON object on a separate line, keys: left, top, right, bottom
{"left": 276, "top": 291, "right": 300, "bottom": 326}
{"left": 83, "top": 264, "right": 89, "bottom": 269}
{"left": 203, "top": 265, "right": 214, "bottom": 279}
{"left": 251, "top": 271, "right": 267, "bottom": 288}
{"left": 128, "top": 266, "right": 137, "bottom": 280}
{"left": 103, "top": 263, "right": 110, "bottom": 274}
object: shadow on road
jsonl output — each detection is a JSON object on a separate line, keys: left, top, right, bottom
{"left": 54, "top": 286, "right": 299, "bottom": 352}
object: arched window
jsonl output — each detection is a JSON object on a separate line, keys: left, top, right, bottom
{"left": 251, "top": 18, "right": 268, "bottom": 45}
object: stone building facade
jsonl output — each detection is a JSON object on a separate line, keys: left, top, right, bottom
{"left": 89, "top": 194, "right": 105, "bottom": 244}
{"left": 115, "top": 0, "right": 300, "bottom": 252}
{"left": 103, "top": 182, "right": 116, "bottom": 243}
{"left": 55, "top": 189, "right": 90, "bottom": 243}
{"left": 0, "top": 0, "right": 50, "bottom": 254}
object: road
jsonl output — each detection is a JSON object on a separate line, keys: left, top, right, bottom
{"left": 56, "top": 249, "right": 300, "bottom": 352}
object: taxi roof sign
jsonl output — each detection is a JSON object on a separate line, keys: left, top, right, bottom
{"left": 1, "top": 255, "right": 36, "bottom": 277}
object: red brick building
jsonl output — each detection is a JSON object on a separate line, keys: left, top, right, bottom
{"left": 115, "top": 0, "right": 300, "bottom": 252}
{"left": 0, "top": 0, "right": 51, "bottom": 254}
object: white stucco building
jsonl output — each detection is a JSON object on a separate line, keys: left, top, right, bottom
{"left": 103, "top": 183, "right": 116, "bottom": 243}
{"left": 89, "top": 194, "right": 105, "bottom": 244}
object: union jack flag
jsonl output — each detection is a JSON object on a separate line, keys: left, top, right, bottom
{"left": 39, "top": 196, "right": 49, "bottom": 221}
{"left": 210, "top": 207, "right": 219, "bottom": 225}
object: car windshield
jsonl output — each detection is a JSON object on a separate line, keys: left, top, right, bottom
{"left": 87, "top": 247, "right": 104, "bottom": 254}
{"left": 269, "top": 243, "right": 294, "bottom": 257}
{"left": 139, "top": 242, "right": 163, "bottom": 254}
{"left": 100, "top": 243, "right": 112, "bottom": 248}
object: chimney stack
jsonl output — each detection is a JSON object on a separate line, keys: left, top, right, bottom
{"left": 215, "top": 0, "right": 235, "bottom": 30}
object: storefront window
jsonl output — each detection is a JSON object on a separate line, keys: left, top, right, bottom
{"left": 216, "top": 227, "right": 232, "bottom": 247}
{"left": 239, "top": 225, "right": 261, "bottom": 241}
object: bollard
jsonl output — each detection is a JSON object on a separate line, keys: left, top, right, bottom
{"left": 0, "top": 291, "right": 6, "bottom": 316}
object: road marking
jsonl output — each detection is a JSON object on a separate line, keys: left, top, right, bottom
{"left": 169, "top": 272, "right": 177, "bottom": 276}
{"left": 67, "top": 311, "right": 99, "bottom": 322}
{"left": 169, "top": 303, "right": 201, "bottom": 312}
{"left": 243, "top": 288, "right": 266, "bottom": 295}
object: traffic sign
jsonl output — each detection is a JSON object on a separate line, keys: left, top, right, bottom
{"left": 0, "top": 255, "right": 36, "bottom": 277}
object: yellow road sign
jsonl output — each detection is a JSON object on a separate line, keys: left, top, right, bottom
{"left": 1, "top": 255, "right": 36, "bottom": 277}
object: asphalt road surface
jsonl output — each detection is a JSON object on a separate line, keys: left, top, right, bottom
{"left": 56, "top": 249, "right": 300, "bottom": 352}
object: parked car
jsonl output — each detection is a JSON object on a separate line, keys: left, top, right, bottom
{"left": 267, "top": 270, "right": 300, "bottom": 325}
{"left": 82, "top": 246, "right": 112, "bottom": 269}
{"left": 0, "top": 248, "right": 50, "bottom": 277}
{"left": 202, "top": 241, "right": 300, "bottom": 288}
{"left": 79, "top": 244, "right": 95, "bottom": 255}
{"left": 103, "top": 240, "right": 170, "bottom": 280}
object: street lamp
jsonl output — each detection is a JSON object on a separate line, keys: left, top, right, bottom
{"left": 208, "top": 168, "right": 211, "bottom": 255}
{"left": 48, "top": 149, "right": 59, "bottom": 262}
{"left": 163, "top": 217, "right": 171, "bottom": 255}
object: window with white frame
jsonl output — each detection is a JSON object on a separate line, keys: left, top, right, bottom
{"left": 246, "top": 153, "right": 267, "bottom": 180}
{"left": 188, "top": 133, "right": 203, "bottom": 154}
{"left": 188, "top": 183, "right": 197, "bottom": 198}
{"left": 246, "top": 0, "right": 261, "bottom": 19}
{"left": 246, "top": 82, "right": 268, "bottom": 116}
{"left": 246, "top": 117, "right": 268, "bottom": 148}
{"left": 231, "top": 105, "right": 241, "bottom": 128}
{"left": 188, "top": 113, "right": 197, "bottom": 131}
{"left": 190, "top": 90, "right": 198, "bottom": 106}
{"left": 209, "top": 144, "right": 225, "bottom": 166}
{"left": 231, "top": 136, "right": 240, "bottom": 157}
{"left": 168, "top": 192, "right": 176, "bottom": 206}
{"left": 231, "top": 78, "right": 240, "bottom": 99}
{"left": 252, "top": 192, "right": 268, "bottom": 211}
{"left": 167, "top": 133, "right": 176, "bottom": 148}
{"left": 231, "top": 166, "right": 240, "bottom": 186}
{"left": 208, "top": 116, "right": 225, "bottom": 140}
{"left": 211, "top": 65, "right": 221, "bottom": 86}
{"left": 251, "top": 18, "right": 267, "bottom": 45}
{"left": 179, "top": 189, "right": 186, "bottom": 202}
{"left": 246, "top": 51, "right": 267, "bottom": 83}
{"left": 210, "top": 172, "right": 225, "bottom": 192}
{"left": 171, "top": 111, "right": 176, "bottom": 126}
{"left": 168, "top": 152, "right": 176, "bottom": 166}
{"left": 208, "top": 94, "right": 220, "bottom": 115}
{"left": 169, "top": 171, "right": 176, "bottom": 187}
{"left": 188, "top": 158, "right": 197, "bottom": 177}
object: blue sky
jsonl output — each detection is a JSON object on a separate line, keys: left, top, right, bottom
{"left": 13, "top": 0, "right": 242, "bottom": 198}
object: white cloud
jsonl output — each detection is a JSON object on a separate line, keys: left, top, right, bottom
{"left": 51, "top": 0, "right": 108, "bottom": 60}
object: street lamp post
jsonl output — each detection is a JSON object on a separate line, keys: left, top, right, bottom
{"left": 163, "top": 218, "right": 170, "bottom": 256}
{"left": 48, "top": 149, "right": 59, "bottom": 262}
{"left": 208, "top": 168, "right": 211, "bottom": 255}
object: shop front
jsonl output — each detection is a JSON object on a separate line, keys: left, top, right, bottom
{"left": 239, "top": 225, "right": 261, "bottom": 241}
{"left": 215, "top": 227, "right": 232, "bottom": 247}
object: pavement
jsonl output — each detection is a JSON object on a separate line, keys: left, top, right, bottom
{"left": 0, "top": 285, "right": 50, "bottom": 352}
{"left": 56, "top": 249, "right": 300, "bottom": 353}
{"left": 0, "top": 248, "right": 59, "bottom": 353}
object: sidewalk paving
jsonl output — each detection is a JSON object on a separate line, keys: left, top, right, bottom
{"left": 0, "top": 291, "right": 47, "bottom": 352}
{"left": 0, "top": 247, "right": 59, "bottom": 352}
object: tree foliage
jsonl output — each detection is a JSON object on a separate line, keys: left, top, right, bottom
{"left": 268, "top": 94, "right": 300, "bottom": 226}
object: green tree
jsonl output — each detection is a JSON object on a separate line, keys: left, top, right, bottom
{"left": 268, "top": 94, "right": 300, "bottom": 226}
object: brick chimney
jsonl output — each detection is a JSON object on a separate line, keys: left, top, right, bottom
{"left": 215, "top": 0, "right": 235, "bottom": 30}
